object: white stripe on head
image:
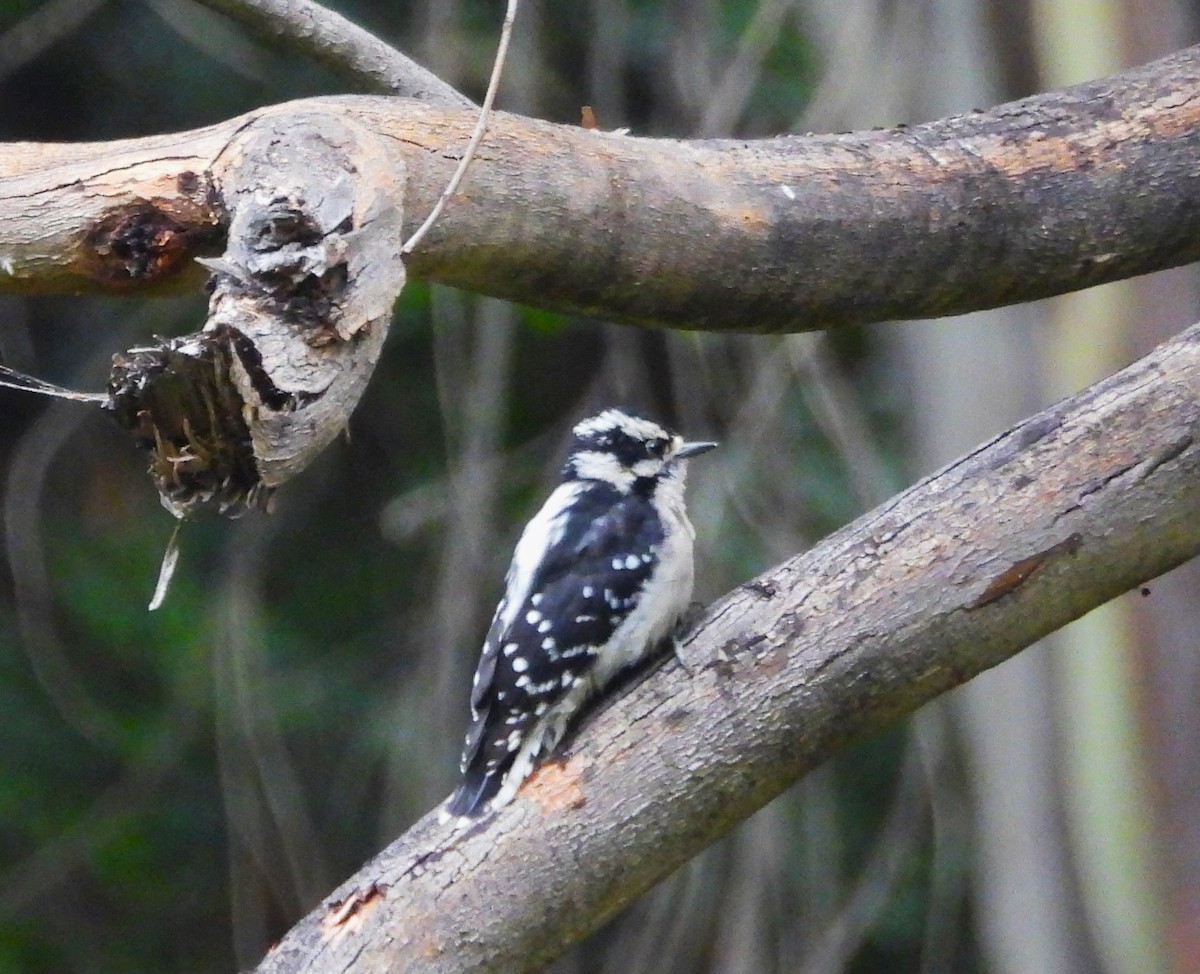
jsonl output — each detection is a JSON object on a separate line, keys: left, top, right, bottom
{"left": 631, "top": 450, "right": 687, "bottom": 479}
{"left": 573, "top": 409, "right": 672, "bottom": 442}
{"left": 569, "top": 450, "right": 635, "bottom": 489}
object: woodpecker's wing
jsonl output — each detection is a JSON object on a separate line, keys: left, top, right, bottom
{"left": 448, "top": 483, "right": 664, "bottom": 816}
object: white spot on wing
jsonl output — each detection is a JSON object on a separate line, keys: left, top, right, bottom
{"left": 780, "top": 184, "right": 796, "bottom": 200}
{"left": 537, "top": 619, "right": 552, "bottom": 633}
{"left": 512, "top": 657, "right": 529, "bottom": 672}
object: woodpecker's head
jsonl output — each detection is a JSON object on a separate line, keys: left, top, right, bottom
{"left": 564, "top": 408, "right": 716, "bottom": 490}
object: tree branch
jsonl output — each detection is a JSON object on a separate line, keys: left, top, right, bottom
{"left": 98, "top": 109, "right": 407, "bottom": 516}
{"left": 253, "top": 324, "right": 1200, "bottom": 973}
{"left": 2, "top": 46, "right": 1200, "bottom": 332}
{"left": 190, "top": 0, "right": 474, "bottom": 106}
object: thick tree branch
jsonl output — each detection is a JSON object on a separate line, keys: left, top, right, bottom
{"left": 2, "top": 47, "right": 1200, "bottom": 331}
{"left": 191, "top": 0, "right": 474, "bottom": 106}
{"left": 253, "top": 325, "right": 1200, "bottom": 973}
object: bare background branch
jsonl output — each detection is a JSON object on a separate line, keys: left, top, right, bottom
{"left": 0, "top": 0, "right": 108, "bottom": 79}
{"left": 190, "top": 0, "right": 473, "bottom": 105}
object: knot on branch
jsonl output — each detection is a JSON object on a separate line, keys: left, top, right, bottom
{"left": 108, "top": 112, "right": 407, "bottom": 516}
{"left": 244, "top": 193, "right": 350, "bottom": 280}
{"left": 83, "top": 190, "right": 222, "bottom": 286}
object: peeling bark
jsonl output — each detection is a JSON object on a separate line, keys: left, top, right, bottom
{"left": 199, "top": 111, "right": 405, "bottom": 494}
{"left": 252, "top": 325, "right": 1200, "bottom": 973}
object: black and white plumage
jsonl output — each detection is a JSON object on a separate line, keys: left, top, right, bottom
{"left": 445, "top": 408, "right": 716, "bottom": 819}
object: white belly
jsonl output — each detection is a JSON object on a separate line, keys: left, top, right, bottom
{"left": 589, "top": 483, "right": 696, "bottom": 690}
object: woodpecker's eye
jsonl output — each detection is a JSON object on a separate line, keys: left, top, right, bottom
{"left": 647, "top": 437, "right": 668, "bottom": 458}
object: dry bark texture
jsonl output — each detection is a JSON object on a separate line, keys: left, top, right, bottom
{"left": 191, "top": 0, "right": 474, "bottom": 106}
{"left": 0, "top": 46, "right": 1198, "bottom": 333}
{"left": 198, "top": 111, "right": 406, "bottom": 493}
{"left": 253, "top": 325, "right": 1200, "bottom": 973}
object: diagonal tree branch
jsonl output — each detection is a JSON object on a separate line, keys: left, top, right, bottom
{"left": 190, "top": 0, "right": 474, "bottom": 106}
{"left": 252, "top": 323, "right": 1200, "bottom": 973}
{"left": 1, "top": 46, "right": 1200, "bottom": 332}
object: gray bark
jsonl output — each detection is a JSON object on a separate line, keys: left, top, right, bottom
{"left": 252, "top": 323, "right": 1200, "bottom": 973}
{"left": 2, "top": 47, "right": 1200, "bottom": 334}
{"left": 191, "top": 0, "right": 474, "bottom": 106}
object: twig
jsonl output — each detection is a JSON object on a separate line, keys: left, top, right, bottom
{"left": 400, "top": 0, "right": 520, "bottom": 256}
{"left": 190, "top": 0, "right": 474, "bottom": 106}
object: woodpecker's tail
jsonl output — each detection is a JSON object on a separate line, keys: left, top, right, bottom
{"left": 446, "top": 766, "right": 504, "bottom": 818}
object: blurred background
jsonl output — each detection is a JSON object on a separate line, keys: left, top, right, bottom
{"left": 0, "top": 0, "right": 1197, "bottom": 971}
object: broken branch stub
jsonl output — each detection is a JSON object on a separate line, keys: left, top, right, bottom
{"left": 107, "top": 333, "right": 265, "bottom": 515}
{"left": 107, "top": 112, "right": 407, "bottom": 517}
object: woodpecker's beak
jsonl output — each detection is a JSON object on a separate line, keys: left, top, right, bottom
{"left": 676, "top": 440, "right": 718, "bottom": 459}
